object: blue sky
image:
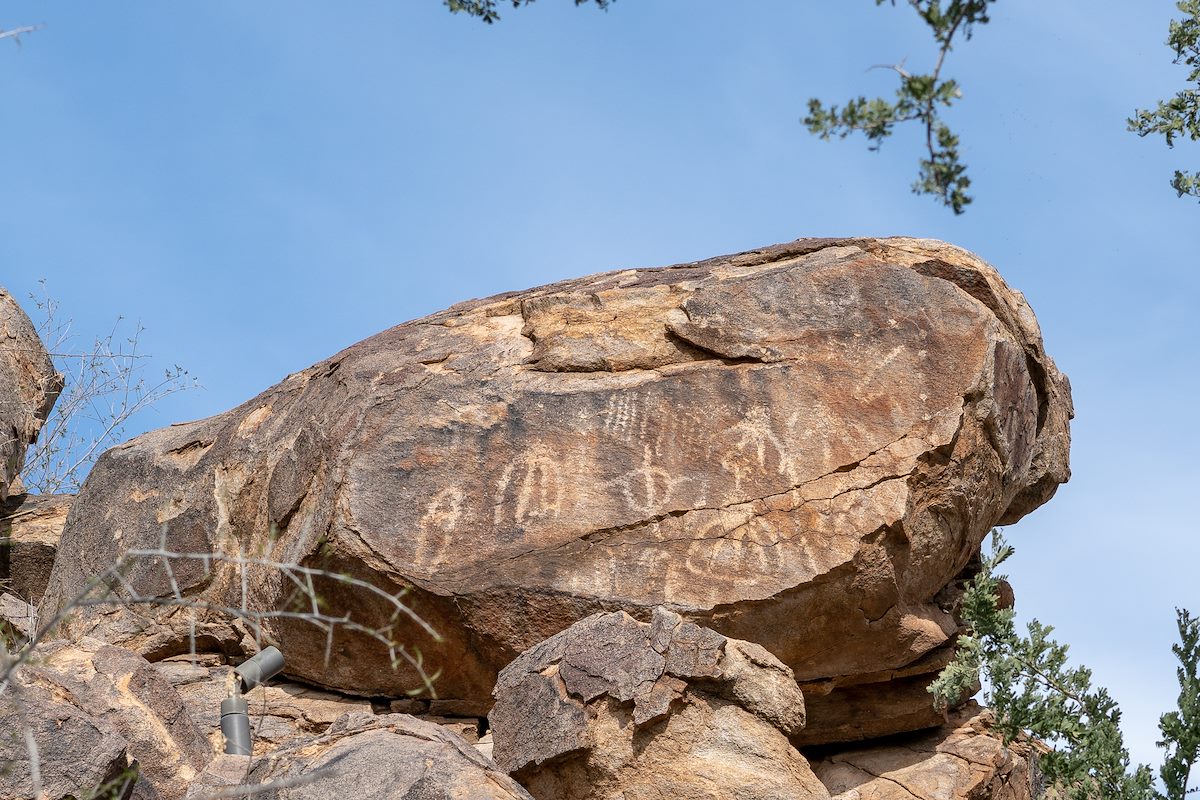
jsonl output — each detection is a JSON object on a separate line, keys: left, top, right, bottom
{"left": 2, "top": 0, "right": 1197, "bottom": 772}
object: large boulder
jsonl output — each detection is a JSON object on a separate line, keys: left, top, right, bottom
{"left": 41, "top": 237, "right": 1072, "bottom": 742}
{"left": 0, "top": 287, "right": 60, "bottom": 502}
{"left": 490, "top": 608, "right": 829, "bottom": 800}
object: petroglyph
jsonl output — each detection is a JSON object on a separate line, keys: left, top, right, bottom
{"left": 413, "top": 487, "right": 467, "bottom": 567}
{"left": 620, "top": 444, "right": 692, "bottom": 513}
{"left": 493, "top": 442, "right": 567, "bottom": 527}
{"left": 722, "top": 406, "right": 800, "bottom": 489}
{"left": 602, "top": 392, "right": 640, "bottom": 440}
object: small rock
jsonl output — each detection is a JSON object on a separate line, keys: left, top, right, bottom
{"left": 185, "top": 753, "right": 253, "bottom": 799}
{"left": 1, "top": 591, "right": 37, "bottom": 640}
{"left": 422, "top": 714, "right": 482, "bottom": 743}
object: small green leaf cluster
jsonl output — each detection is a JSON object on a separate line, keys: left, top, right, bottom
{"left": 1129, "top": 1, "right": 1200, "bottom": 199}
{"left": 445, "top": 0, "right": 611, "bottom": 24}
{"left": 804, "top": 1, "right": 995, "bottom": 214}
{"left": 932, "top": 531, "right": 1200, "bottom": 799}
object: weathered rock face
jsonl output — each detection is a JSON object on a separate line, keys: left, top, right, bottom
{"left": 230, "top": 712, "right": 534, "bottom": 800}
{"left": 1, "top": 591, "right": 38, "bottom": 639}
{"left": 0, "top": 287, "right": 60, "bottom": 503}
{"left": 41, "top": 237, "right": 1072, "bottom": 742}
{"left": 491, "top": 609, "right": 828, "bottom": 800}
{"left": 0, "top": 679, "right": 132, "bottom": 800}
{"left": 1, "top": 492, "right": 71, "bottom": 603}
{"left": 2, "top": 638, "right": 212, "bottom": 800}
{"left": 809, "top": 703, "right": 1039, "bottom": 800}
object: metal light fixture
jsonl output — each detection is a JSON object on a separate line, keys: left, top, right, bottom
{"left": 221, "top": 646, "right": 286, "bottom": 755}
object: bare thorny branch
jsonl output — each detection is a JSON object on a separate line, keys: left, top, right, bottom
{"left": 8, "top": 281, "right": 198, "bottom": 495}
{"left": 1, "top": 526, "right": 442, "bottom": 696}
{"left": 0, "top": 25, "right": 40, "bottom": 46}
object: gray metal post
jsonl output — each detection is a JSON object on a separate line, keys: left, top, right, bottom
{"left": 220, "top": 692, "right": 252, "bottom": 755}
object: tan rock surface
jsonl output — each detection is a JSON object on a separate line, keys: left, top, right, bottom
{"left": 7, "top": 638, "right": 211, "bottom": 800}
{"left": 1, "top": 492, "right": 71, "bottom": 602}
{"left": 0, "top": 680, "right": 132, "bottom": 800}
{"left": 1, "top": 590, "right": 38, "bottom": 638}
{"left": 809, "top": 703, "right": 1038, "bottom": 800}
{"left": 490, "top": 609, "right": 827, "bottom": 800}
{"left": 41, "top": 237, "right": 1072, "bottom": 743}
{"left": 0, "top": 287, "right": 60, "bottom": 502}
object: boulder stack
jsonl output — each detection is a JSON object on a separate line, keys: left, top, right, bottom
{"left": 21, "top": 237, "right": 1070, "bottom": 799}
{"left": 41, "top": 237, "right": 1071, "bottom": 746}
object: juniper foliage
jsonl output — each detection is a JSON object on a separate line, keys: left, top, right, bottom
{"left": 1129, "top": 0, "right": 1200, "bottom": 200}
{"left": 931, "top": 532, "right": 1200, "bottom": 799}
{"left": 444, "top": 0, "right": 610, "bottom": 24}
{"left": 804, "top": 1, "right": 995, "bottom": 214}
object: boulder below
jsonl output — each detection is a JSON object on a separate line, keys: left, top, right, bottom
{"left": 490, "top": 609, "right": 829, "bottom": 800}
{"left": 2, "top": 638, "right": 211, "bottom": 800}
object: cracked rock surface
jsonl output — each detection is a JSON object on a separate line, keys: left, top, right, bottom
{"left": 40, "top": 237, "right": 1071, "bottom": 742}
{"left": 491, "top": 608, "right": 828, "bottom": 800}
{"left": 809, "top": 703, "right": 1039, "bottom": 800}
{"left": 219, "top": 711, "right": 533, "bottom": 800}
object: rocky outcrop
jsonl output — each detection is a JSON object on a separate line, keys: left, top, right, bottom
{"left": 809, "top": 703, "right": 1039, "bottom": 799}
{"left": 0, "top": 287, "right": 61, "bottom": 503}
{"left": 490, "top": 609, "right": 829, "bottom": 800}
{"left": 232, "top": 711, "right": 534, "bottom": 799}
{"left": 1, "top": 492, "right": 71, "bottom": 603}
{"left": 2, "top": 638, "right": 211, "bottom": 800}
{"left": 40, "top": 237, "right": 1072, "bottom": 743}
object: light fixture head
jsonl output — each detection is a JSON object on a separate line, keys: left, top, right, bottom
{"left": 234, "top": 645, "right": 285, "bottom": 692}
